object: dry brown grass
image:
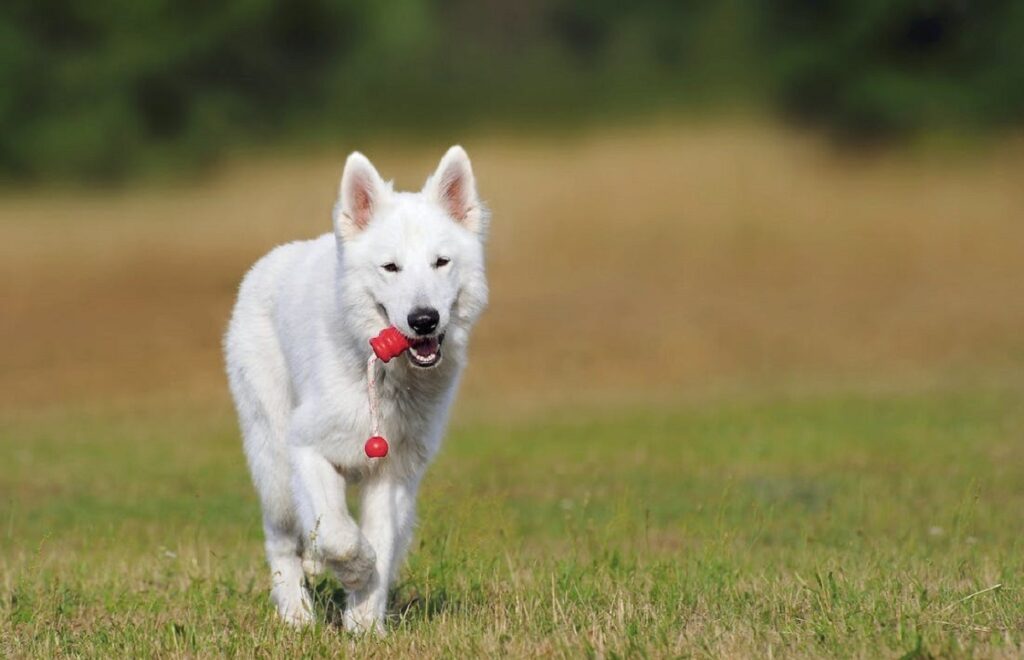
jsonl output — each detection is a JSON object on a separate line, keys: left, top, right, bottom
{"left": 2, "top": 121, "right": 1023, "bottom": 413}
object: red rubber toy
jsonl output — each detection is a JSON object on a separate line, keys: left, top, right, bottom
{"left": 364, "top": 435, "right": 389, "bottom": 458}
{"left": 369, "top": 326, "right": 410, "bottom": 362}
{"left": 365, "top": 327, "right": 406, "bottom": 458}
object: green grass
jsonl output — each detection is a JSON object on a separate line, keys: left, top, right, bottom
{"left": 2, "top": 389, "right": 1023, "bottom": 657}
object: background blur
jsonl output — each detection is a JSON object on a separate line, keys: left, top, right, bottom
{"left": 3, "top": 3, "right": 1024, "bottom": 656}
{"left": 2, "top": 0, "right": 1023, "bottom": 415}
{"left": 3, "top": 1, "right": 1024, "bottom": 181}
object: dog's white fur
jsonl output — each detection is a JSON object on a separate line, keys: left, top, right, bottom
{"left": 224, "top": 146, "right": 488, "bottom": 632}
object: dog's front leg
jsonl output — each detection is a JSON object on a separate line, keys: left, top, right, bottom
{"left": 289, "top": 445, "right": 376, "bottom": 591}
{"left": 343, "top": 473, "right": 419, "bottom": 634}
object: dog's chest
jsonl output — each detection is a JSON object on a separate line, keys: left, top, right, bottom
{"left": 313, "top": 359, "right": 457, "bottom": 472}
{"left": 381, "top": 368, "right": 455, "bottom": 446}
{"left": 379, "top": 375, "right": 437, "bottom": 430}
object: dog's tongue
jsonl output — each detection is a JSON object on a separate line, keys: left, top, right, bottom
{"left": 411, "top": 337, "right": 439, "bottom": 357}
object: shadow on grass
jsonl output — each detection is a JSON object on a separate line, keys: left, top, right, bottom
{"left": 309, "top": 577, "right": 348, "bottom": 627}
{"left": 307, "top": 576, "right": 453, "bottom": 628}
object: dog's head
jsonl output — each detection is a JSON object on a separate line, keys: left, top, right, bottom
{"left": 334, "top": 146, "right": 489, "bottom": 369}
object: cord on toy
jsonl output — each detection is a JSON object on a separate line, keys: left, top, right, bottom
{"left": 364, "top": 326, "right": 411, "bottom": 458}
{"left": 366, "top": 355, "right": 382, "bottom": 434}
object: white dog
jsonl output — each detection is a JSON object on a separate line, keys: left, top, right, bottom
{"left": 224, "top": 146, "right": 488, "bottom": 632}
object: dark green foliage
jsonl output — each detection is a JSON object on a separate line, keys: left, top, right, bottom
{"left": 761, "top": 0, "right": 1024, "bottom": 140}
{"left": 1, "top": 0, "right": 1023, "bottom": 181}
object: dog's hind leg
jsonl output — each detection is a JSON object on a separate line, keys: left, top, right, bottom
{"left": 265, "top": 518, "right": 314, "bottom": 626}
{"left": 226, "top": 310, "right": 312, "bottom": 625}
{"left": 244, "top": 408, "right": 313, "bottom": 626}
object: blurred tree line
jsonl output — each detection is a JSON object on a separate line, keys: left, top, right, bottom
{"left": 1, "top": 0, "right": 1022, "bottom": 181}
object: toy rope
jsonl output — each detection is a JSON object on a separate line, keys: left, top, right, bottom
{"left": 366, "top": 354, "right": 381, "bottom": 438}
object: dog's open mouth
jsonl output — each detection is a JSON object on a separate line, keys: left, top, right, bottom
{"left": 407, "top": 334, "right": 444, "bottom": 368}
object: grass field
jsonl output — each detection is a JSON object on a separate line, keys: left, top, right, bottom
{"left": 2, "top": 122, "right": 1023, "bottom": 656}
{"left": 2, "top": 391, "right": 1022, "bottom": 656}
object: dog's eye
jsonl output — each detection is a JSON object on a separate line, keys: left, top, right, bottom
{"left": 434, "top": 257, "right": 451, "bottom": 268}
{"left": 381, "top": 263, "right": 401, "bottom": 273}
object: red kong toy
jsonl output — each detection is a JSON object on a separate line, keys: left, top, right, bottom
{"left": 363, "top": 326, "right": 413, "bottom": 458}
{"left": 369, "top": 326, "right": 411, "bottom": 362}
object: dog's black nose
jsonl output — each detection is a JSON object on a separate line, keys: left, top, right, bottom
{"left": 407, "top": 307, "right": 440, "bottom": 336}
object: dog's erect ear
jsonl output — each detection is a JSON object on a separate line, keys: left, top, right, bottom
{"left": 335, "top": 152, "right": 387, "bottom": 240}
{"left": 425, "top": 146, "right": 485, "bottom": 234}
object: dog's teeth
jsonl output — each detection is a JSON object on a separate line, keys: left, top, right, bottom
{"left": 410, "top": 349, "right": 439, "bottom": 365}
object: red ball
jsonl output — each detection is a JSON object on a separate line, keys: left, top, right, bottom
{"left": 364, "top": 435, "right": 389, "bottom": 458}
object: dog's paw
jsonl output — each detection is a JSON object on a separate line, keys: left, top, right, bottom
{"left": 328, "top": 534, "right": 377, "bottom": 591}
{"left": 301, "top": 550, "right": 325, "bottom": 578}
{"left": 343, "top": 605, "right": 386, "bottom": 636}
{"left": 272, "top": 584, "right": 315, "bottom": 628}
